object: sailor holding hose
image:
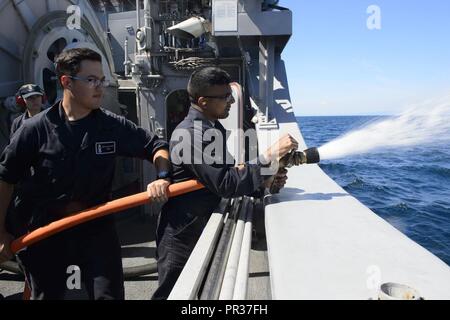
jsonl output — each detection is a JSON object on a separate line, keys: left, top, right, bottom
{"left": 152, "top": 67, "right": 298, "bottom": 299}
{"left": 0, "top": 48, "right": 171, "bottom": 300}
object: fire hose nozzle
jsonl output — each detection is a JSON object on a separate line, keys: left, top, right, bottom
{"left": 281, "top": 147, "right": 320, "bottom": 168}
{"left": 270, "top": 147, "right": 320, "bottom": 194}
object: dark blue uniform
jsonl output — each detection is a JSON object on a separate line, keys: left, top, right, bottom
{"left": 152, "top": 107, "right": 268, "bottom": 299}
{"left": 0, "top": 101, "right": 168, "bottom": 300}
{"left": 9, "top": 112, "right": 33, "bottom": 207}
{"left": 10, "top": 112, "right": 30, "bottom": 137}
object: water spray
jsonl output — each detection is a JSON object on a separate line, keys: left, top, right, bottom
{"left": 318, "top": 98, "right": 450, "bottom": 161}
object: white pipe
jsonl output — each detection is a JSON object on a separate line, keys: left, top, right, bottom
{"left": 136, "top": 0, "right": 141, "bottom": 28}
{"left": 144, "top": 0, "right": 151, "bottom": 28}
{"left": 218, "top": 198, "right": 249, "bottom": 300}
{"left": 233, "top": 199, "right": 253, "bottom": 300}
{"left": 124, "top": 37, "right": 130, "bottom": 77}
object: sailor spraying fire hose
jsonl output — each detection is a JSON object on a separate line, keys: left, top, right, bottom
{"left": 1, "top": 148, "right": 320, "bottom": 276}
{"left": 270, "top": 147, "right": 321, "bottom": 194}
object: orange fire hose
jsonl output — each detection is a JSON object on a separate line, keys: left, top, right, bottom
{"left": 10, "top": 179, "right": 204, "bottom": 254}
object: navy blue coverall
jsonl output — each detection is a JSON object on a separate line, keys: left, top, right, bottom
{"left": 10, "top": 112, "right": 30, "bottom": 137}
{"left": 0, "top": 101, "right": 168, "bottom": 300}
{"left": 152, "top": 107, "right": 269, "bottom": 299}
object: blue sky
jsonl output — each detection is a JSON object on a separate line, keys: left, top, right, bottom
{"left": 281, "top": 0, "right": 450, "bottom": 116}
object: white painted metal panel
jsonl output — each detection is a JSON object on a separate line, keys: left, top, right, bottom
{"left": 266, "top": 164, "right": 450, "bottom": 299}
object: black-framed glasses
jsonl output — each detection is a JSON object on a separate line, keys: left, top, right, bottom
{"left": 202, "top": 92, "right": 234, "bottom": 103}
{"left": 69, "top": 76, "right": 110, "bottom": 88}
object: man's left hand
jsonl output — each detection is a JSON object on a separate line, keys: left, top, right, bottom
{"left": 147, "top": 179, "right": 171, "bottom": 203}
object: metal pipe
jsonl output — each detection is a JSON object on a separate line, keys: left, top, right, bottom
{"left": 259, "top": 37, "right": 275, "bottom": 118}
{"left": 171, "top": 21, "right": 176, "bottom": 48}
{"left": 144, "top": 0, "right": 151, "bottom": 28}
{"left": 219, "top": 197, "right": 250, "bottom": 299}
{"left": 124, "top": 37, "right": 130, "bottom": 77}
{"left": 136, "top": 0, "right": 141, "bottom": 27}
{"left": 233, "top": 198, "right": 253, "bottom": 299}
{"left": 200, "top": 198, "right": 241, "bottom": 300}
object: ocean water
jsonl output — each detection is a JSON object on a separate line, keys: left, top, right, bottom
{"left": 298, "top": 116, "right": 450, "bottom": 266}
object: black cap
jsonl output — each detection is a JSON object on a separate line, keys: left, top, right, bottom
{"left": 18, "top": 84, "right": 44, "bottom": 99}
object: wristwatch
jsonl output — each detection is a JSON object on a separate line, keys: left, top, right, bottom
{"left": 157, "top": 170, "right": 171, "bottom": 180}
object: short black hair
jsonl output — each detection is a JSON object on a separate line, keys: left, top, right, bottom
{"left": 55, "top": 48, "right": 102, "bottom": 82}
{"left": 187, "top": 67, "right": 231, "bottom": 103}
